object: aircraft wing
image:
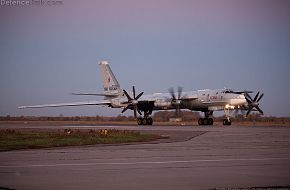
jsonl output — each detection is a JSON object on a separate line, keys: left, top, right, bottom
{"left": 202, "top": 100, "right": 228, "bottom": 104}
{"left": 181, "top": 97, "right": 198, "bottom": 100}
{"left": 71, "top": 93, "right": 119, "bottom": 97}
{"left": 18, "top": 100, "right": 111, "bottom": 109}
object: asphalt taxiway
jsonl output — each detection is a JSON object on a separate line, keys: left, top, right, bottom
{"left": 0, "top": 125, "right": 290, "bottom": 190}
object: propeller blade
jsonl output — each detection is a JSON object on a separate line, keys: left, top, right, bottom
{"left": 133, "top": 107, "right": 137, "bottom": 118}
{"left": 177, "top": 86, "right": 183, "bottom": 99}
{"left": 132, "top": 86, "right": 136, "bottom": 99}
{"left": 135, "top": 92, "right": 144, "bottom": 100}
{"left": 169, "top": 87, "right": 176, "bottom": 100}
{"left": 244, "top": 91, "right": 264, "bottom": 117}
{"left": 169, "top": 87, "right": 183, "bottom": 118}
{"left": 121, "top": 106, "right": 129, "bottom": 114}
{"left": 256, "top": 93, "right": 264, "bottom": 102}
{"left": 256, "top": 106, "right": 264, "bottom": 115}
{"left": 245, "top": 93, "right": 253, "bottom": 102}
{"left": 245, "top": 96, "right": 252, "bottom": 104}
{"left": 123, "top": 90, "right": 132, "bottom": 101}
{"left": 246, "top": 106, "right": 253, "bottom": 117}
{"left": 121, "top": 86, "right": 144, "bottom": 118}
{"left": 137, "top": 108, "right": 142, "bottom": 115}
{"left": 254, "top": 91, "right": 260, "bottom": 101}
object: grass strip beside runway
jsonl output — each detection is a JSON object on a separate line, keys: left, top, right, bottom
{"left": 0, "top": 129, "right": 161, "bottom": 151}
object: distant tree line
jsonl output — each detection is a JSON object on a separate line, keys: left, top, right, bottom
{"left": 0, "top": 115, "right": 135, "bottom": 122}
{"left": 1, "top": 111, "right": 289, "bottom": 123}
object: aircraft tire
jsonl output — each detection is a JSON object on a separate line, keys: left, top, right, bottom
{"left": 142, "top": 118, "right": 148, "bottom": 125}
{"left": 208, "top": 118, "right": 214, "bottom": 125}
{"left": 203, "top": 118, "right": 209, "bottom": 125}
{"left": 147, "top": 117, "right": 153, "bottom": 125}
{"left": 137, "top": 117, "right": 143, "bottom": 125}
{"left": 223, "top": 119, "right": 231, "bottom": 126}
{"left": 198, "top": 118, "right": 204, "bottom": 125}
{"left": 223, "top": 119, "right": 227, "bottom": 125}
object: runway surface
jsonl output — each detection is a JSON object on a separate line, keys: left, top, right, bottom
{"left": 1, "top": 125, "right": 290, "bottom": 190}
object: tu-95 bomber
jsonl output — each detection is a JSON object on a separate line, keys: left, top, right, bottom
{"left": 19, "top": 61, "right": 264, "bottom": 126}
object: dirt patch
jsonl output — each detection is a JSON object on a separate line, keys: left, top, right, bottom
{"left": 140, "top": 130, "right": 207, "bottom": 144}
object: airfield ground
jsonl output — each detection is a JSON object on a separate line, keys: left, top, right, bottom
{"left": 1, "top": 120, "right": 290, "bottom": 127}
{"left": 0, "top": 124, "right": 290, "bottom": 190}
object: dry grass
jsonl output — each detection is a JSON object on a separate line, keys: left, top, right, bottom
{"left": 0, "top": 129, "right": 161, "bottom": 151}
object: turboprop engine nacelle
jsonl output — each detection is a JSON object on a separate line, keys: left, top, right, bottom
{"left": 154, "top": 100, "right": 172, "bottom": 108}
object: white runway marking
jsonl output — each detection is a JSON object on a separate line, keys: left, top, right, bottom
{"left": 1, "top": 157, "right": 289, "bottom": 168}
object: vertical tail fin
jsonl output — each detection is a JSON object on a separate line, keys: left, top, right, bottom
{"left": 99, "top": 61, "right": 122, "bottom": 98}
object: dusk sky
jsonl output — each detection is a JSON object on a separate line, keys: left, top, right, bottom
{"left": 1, "top": 0, "right": 290, "bottom": 117}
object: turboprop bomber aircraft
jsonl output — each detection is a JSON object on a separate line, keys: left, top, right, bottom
{"left": 19, "top": 61, "right": 264, "bottom": 126}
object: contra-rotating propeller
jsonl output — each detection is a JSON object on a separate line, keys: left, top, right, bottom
{"left": 121, "top": 86, "right": 143, "bottom": 118}
{"left": 168, "top": 86, "right": 183, "bottom": 117}
{"left": 244, "top": 91, "right": 264, "bottom": 117}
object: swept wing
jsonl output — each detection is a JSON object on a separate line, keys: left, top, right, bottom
{"left": 18, "top": 100, "right": 111, "bottom": 109}
{"left": 71, "top": 93, "right": 119, "bottom": 97}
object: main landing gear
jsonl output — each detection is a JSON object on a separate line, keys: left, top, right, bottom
{"left": 137, "top": 110, "right": 153, "bottom": 125}
{"left": 198, "top": 117, "right": 213, "bottom": 125}
{"left": 137, "top": 117, "right": 153, "bottom": 125}
{"left": 198, "top": 111, "right": 214, "bottom": 126}
{"left": 197, "top": 110, "right": 232, "bottom": 126}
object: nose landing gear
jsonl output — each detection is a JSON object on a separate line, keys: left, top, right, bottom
{"left": 223, "top": 106, "right": 232, "bottom": 126}
{"left": 223, "top": 118, "right": 231, "bottom": 125}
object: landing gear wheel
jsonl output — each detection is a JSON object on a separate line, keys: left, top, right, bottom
{"left": 223, "top": 119, "right": 231, "bottom": 126}
{"left": 203, "top": 118, "right": 209, "bottom": 125}
{"left": 147, "top": 117, "right": 153, "bottom": 125}
{"left": 142, "top": 118, "right": 148, "bottom": 125}
{"left": 198, "top": 118, "right": 214, "bottom": 125}
{"left": 198, "top": 118, "right": 204, "bottom": 125}
{"left": 137, "top": 117, "right": 143, "bottom": 125}
{"left": 208, "top": 118, "right": 213, "bottom": 125}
